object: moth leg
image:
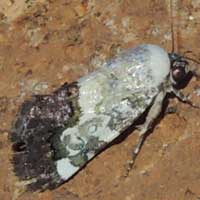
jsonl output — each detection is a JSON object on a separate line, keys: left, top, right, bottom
{"left": 173, "top": 89, "right": 200, "bottom": 109}
{"left": 125, "top": 90, "right": 166, "bottom": 176}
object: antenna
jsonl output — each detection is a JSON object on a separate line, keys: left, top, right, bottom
{"left": 184, "top": 54, "right": 200, "bottom": 77}
{"left": 183, "top": 51, "right": 200, "bottom": 64}
{"left": 170, "top": 0, "right": 179, "bottom": 53}
{"left": 170, "top": 0, "right": 175, "bottom": 53}
{"left": 170, "top": 0, "right": 200, "bottom": 77}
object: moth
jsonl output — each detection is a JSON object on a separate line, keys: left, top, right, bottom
{"left": 11, "top": 2, "right": 199, "bottom": 193}
{"left": 11, "top": 43, "right": 199, "bottom": 191}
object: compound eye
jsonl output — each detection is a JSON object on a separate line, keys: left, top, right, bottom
{"left": 172, "top": 67, "right": 186, "bottom": 82}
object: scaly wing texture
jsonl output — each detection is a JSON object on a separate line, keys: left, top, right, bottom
{"left": 11, "top": 82, "right": 80, "bottom": 191}
{"left": 11, "top": 45, "right": 162, "bottom": 191}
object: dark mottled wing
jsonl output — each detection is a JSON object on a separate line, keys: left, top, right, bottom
{"left": 11, "top": 82, "right": 80, "bottom": 191}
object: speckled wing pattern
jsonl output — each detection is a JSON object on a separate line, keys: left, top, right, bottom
{"left": 11, "top": 45, "right": 167, "bottom": 191}
{"left": 11, "top": 82, "right": 80, "bottom": 191}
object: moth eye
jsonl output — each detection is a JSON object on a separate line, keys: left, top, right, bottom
{"left": 172, "top": 67, "right": 186, "bottom": 82}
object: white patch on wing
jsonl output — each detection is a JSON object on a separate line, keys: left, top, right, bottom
{"left": 87, "top": 152, "right": 95, "bottom": 160}
{"left": 78, "top": 72, "right": 108, "bottom": 114}
{"left": 56, "top": 158, "right": 79, "bottom": 180}
{"left": 146, "top": 44, "right": 170, "bottom": 86}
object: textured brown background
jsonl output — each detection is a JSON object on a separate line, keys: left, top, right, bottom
{"left": 0, "top": 0, "right": 200, "bottom": 199}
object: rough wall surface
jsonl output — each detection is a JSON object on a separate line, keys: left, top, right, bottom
{"left": 0, "top": 0, "right": 200, "bottom": 199}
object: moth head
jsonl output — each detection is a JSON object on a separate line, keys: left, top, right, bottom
{"left": 169, "top": 53, "right": 189, "bottom": 86}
